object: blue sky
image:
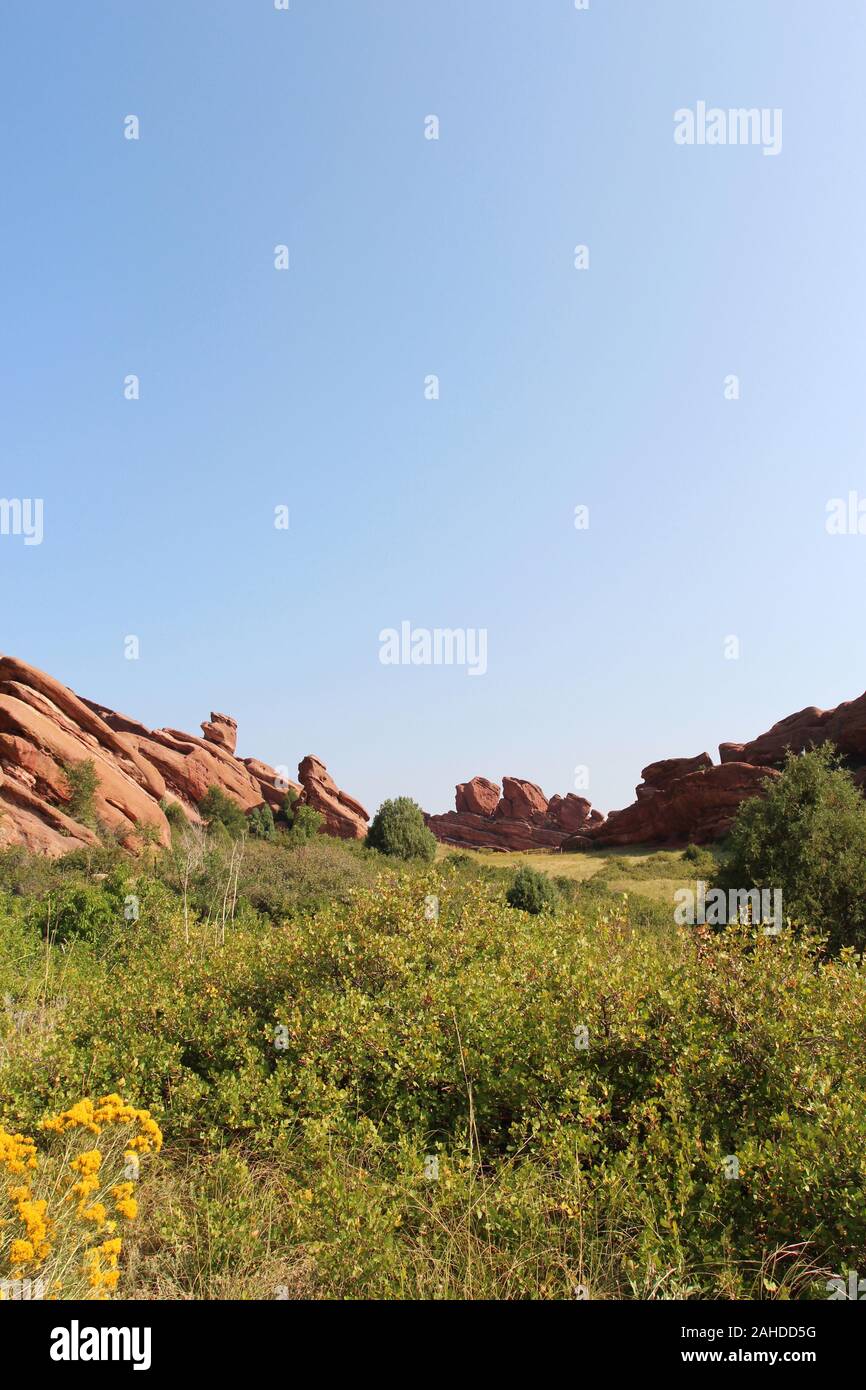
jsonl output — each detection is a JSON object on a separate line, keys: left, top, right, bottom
{"left": 2, "top": 0, "right": 865, "bottom": 818}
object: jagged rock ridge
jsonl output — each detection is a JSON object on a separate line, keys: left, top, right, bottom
{"left": 0, "top": 655, "right": 368, "bottom": 855}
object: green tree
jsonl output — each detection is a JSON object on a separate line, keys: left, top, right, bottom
{"left": 160, "top": 798, "right": 189, "bottom": 833}
{"left": 289, "top": 804, "right": 323, "bottom": 843}
{"left": 716, "top": 744, "right": 866, "bottom": 953}
{"left": 247, "top": 803, "right": 276, "bottom": 841}
{"left": 198, "top": 786, "right": 247, "bottom": 838}
{"left": 505, "top": 864, "right": 557, "bottom": 915}
{"left": 277, "top": 789, "right": 299, "bottom": 826}
{"left": 366, "top": 798, "right": 437, "bottom": 863}
{"left": 61, "top": 758, "right": 99, "bottom": 827}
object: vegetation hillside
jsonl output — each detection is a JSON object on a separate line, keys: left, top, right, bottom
{"left": 1, "top": 754, "right": 864, "bottom": 1300}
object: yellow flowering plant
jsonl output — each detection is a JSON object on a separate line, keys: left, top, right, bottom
{"left": 0, "top": 1093, "right": 161, "bottom": 1300}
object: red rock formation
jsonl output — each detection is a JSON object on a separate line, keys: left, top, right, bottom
{"left": 242, "top": 757, "right": 302, "bottom": 813}
{"left": 639, "top": 753, "right": 713, "bottom": 791}
{"left": 588, "top": 761, "right": 779, "bottom": 847}
{"left": 297, "top": 755, "right": 369, "bottom": 840}
{"left": 496, "top": 777, "right": 548, "bottom": 821}
{"left": 547, "top": 793, "right": 601, "bottom": 833}
{"left": 202, "top": 712, "right": 237, "bottom": 755}
{"left": 720, "top": 691, "right": 866, "bottom": 770}
{"left": 0, "top": 655, "right": 367, "bottom": 856}
{"left": 427, "top": 776, "right": 599, "bottom": 851}
{"left": 456, "top": 776, "right": 500, "bottom": 817}
{"left": 586, "top": 688, "right": 866, "bottom": 848}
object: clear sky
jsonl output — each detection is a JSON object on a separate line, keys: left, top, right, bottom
{"left": 2, "top": 0, "right": 865, "bottom": 818}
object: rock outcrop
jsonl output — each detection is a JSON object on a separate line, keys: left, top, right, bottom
{"left": 455, "top": 776, "right": 500, "bottom": 817}
{"left": 719, "top": 691, "right": 866, "bottom": 771}
{"left": 589, "top": 689, "right": 866, "bottom": 847}
{"left": 201, "top": 713, "right": 237, "bottom": 755}
{"left": 426, "top": 776, "right": 601, "bottom": 851}
{"left": 5, "top": 652, "right": 865, "bottom": 858}
{"left": 587, "top": 760, "right": 779, "bottom": 847}
{"left": 429, "top": 687, "right": 866, "bottom": 852}
{"left": 0, "top": 654, "right": 367, "bottom": 856}
{"left": 297, "top": 755, "right": 369, "bottom": 840}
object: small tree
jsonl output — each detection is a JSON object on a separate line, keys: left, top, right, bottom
{"left": 160, "top": 799, "right": 189, "bottom": 833}
{"left": 289, "top": 804, "right": 323, "bottom": 843}
{"left": 277, "top": 789, "right": 299, "bottom": 827}
{"left": 716, "top": 744, "right": 866, "bottom": 954}
{"left": 366, "top": 798, "right": 437, "bottom": 863}
{"left": 61, "top": 759, "right": 99, "bottom": 828}
{"left": 247, "top": 804, "right": 276, "bottom": 841}
{"left": 198, "top": 786, "right": 247, "bottom": 838}
{"left": 506, "top": 864, "right": 557, "bottom": 916}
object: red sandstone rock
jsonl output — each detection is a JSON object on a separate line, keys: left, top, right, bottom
{"left": 455, "top": 777, "right": 500, "bottom": 817}
{"left": 425, "top": 809, "right": 570, "bottom": 852}
{"left": 588, "top": 762, "right": 779, "bottom": 847}
{"left": 243, "top": 757, "right": 302, "bottom": 812}
{"left": 0, "top": 654, "right": 367, "bottom": 857}
{"left": 297, "top": 755, "right": 369, "bottom": 840}
{"left": 202, "top": 712, "right": 237, "bottom": 755}
{"left": 546, "top": 793, "right": 595, "bottom": 833}
{"left": 497, "top": 777, "right": 548, "bottom": 820}
{"left": 426, "top": 777, "right": 601, "bottom": 851}
{"left": 0, "top": 773, "right": 100, "bottom": 855}
{"left": 640, "top": 753, "right": 713, "bottom": 789}
{"left": 721, "top": 693, "right": 866, "bottom": 768}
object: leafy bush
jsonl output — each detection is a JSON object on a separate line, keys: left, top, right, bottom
{"left": 198, "top": 786, "right": 247, "bottom": 838}
{"left": 160, "top": 799, "right": 189, "bottom": 833}
{"left": 60, "top": 759, "right": 99, "bottom": 827}
{"left": 715, "top": 744, "right": 866, "bottom": 953}
{"left": 506, "top": 864, "right": 557, "bottom": 915}
{"left": 445, "top": 852, "right": 476, "bottom": 870}
{"left": 3, "top": 866, "right": 864, "bottom": 1299}
{"left": 277, "top": 790, "right": 299, "bottom": 826}
{"left": 247, "top": 804, "right": 276, "bottom": 841}
{"left": 288, "top": 804, "right": 323, "bottom": 844}
{"left": 366, "top": 798, "right": 437, "bottom": 863}
{"left": 29, "top": 871, "right": 131, "bottom": 946}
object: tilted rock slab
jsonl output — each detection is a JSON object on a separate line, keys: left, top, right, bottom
{"left": 0, "top": 654, "right": 367, "bottom": 857}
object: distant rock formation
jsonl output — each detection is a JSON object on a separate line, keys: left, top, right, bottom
{"left": 201, "top": 712, "right": 237, "bottom": 754}
{"left": 3, "top": 651, "right": 865, "bottom": 856}
{"left": 0, "top": 654, "right": 367, "bottom": 856}
{"left": 586, "top": 758, "right": 779, "bottom": 847}
{"left": 426, "top": 775, "right": 602, "bottom": 851}
{"left": 430, "top": 687, "right": 866, "bottom": 851}
{"left": 297, "top": 754, "right": 369, "bottom": 840}
{"left": 588, "top": 690, "right": 866, "bottom": 846}
{"left": 719, "top": 691, "right": 866, "bottom": 771}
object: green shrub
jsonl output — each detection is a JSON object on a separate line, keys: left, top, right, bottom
{"left": 288, "top": 804, "right": 323, "bottom": 844}
{"left": 445, "top": 851, "right": 476, "bottom": 870}
{"left": 506, "top": 864, "right": 557, "bottom": 915}
{"left": 715, "top": 744, "right": 866, "bottom": 953}
{"left": 30, "top": 871, "right": 130, "bottom": 946}
{"left": 366, "top": 798, "right": 437, "bottom": 863}
{"left": 198, "top": 786, "right": 247, "bottom": 838}
{"left": 161, "top": 799, "right": 189, "bottom": 832}
{"left": 60, "top": 758, "right": 99, "bottom": 827}
{"left": 277, "top": 790, "right": 299, "bottom": 826}
{"left": 4, "top": 867, "right": 864, "bottom": 1299}
{"left": 247, "top": 804, "right": 276, "bottom": 841}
